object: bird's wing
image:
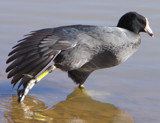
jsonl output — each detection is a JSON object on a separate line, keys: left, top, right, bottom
{"left": 6, "top": 28, "right": 78, "bottom": 87}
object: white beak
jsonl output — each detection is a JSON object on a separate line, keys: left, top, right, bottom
{"left": 144, "top": 18, "right": 154, "bottom": 37}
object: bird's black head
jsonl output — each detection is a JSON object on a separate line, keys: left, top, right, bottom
{"left": 117, "top": 12, "right": 154, "bottom": 37}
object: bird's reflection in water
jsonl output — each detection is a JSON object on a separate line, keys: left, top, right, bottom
{"left": 1, "top": 88, "right": 134, "bottom": 123}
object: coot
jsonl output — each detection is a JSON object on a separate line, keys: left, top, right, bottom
{"left": 6, "top": 12, "right": 154, "bottom": 102}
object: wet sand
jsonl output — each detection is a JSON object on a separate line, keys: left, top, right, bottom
{"left": 0, "top": 0, "right": 160, "bottom": 122}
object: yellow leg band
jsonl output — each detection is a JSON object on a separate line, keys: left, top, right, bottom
{"left": 36, "top": 65, "right": 56, "bottom": 82}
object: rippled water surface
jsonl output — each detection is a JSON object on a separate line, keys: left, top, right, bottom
{"left": 0, "top": 0, "right": 160, "bottom": 123}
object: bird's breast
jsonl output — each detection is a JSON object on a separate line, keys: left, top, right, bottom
{"left": 115, "top": 41, "right": 141, "bottom": 64}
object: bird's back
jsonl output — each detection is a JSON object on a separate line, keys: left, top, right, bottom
{"left": 54, "top": 25, "right": 141, "bottom": 71}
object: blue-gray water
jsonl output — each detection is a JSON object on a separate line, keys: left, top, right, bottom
{"left": 0, "top": 0, "right": 160, "bottom": 122}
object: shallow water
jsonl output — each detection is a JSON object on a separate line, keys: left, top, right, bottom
{"left": 0, "top": 0, "right": 160, "bottom": 123}
{"left": 0, "top": 88, "right": 134, "bottom": 123}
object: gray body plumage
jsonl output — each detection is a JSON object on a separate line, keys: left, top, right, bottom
{"left": 6, "top": 12, "right": 154, "bottom": 103}
{"left": 54, "top": 25, "right": 141, "bottom": 84}
{"left": 6, "top": 25, "right": 141, "bottom": 86}
{"left": 55, "top": 25, "right": 141, "bottom": 71}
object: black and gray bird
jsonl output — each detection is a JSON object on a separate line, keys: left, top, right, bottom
{"left": 6, "top": 12, "right": 154, "bottom": 102}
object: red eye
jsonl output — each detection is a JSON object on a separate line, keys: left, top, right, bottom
{"left": 139, "top": 20, "right": 143, "bottom": 24}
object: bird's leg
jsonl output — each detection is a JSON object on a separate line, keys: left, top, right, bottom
{"left": 18, "top": 65, "right": 56, "bottom": 102}
{"left": 36, "top": 65, "right": 56, "bottom": 82}
{"left": 79, "top": 87, "right": 87, "bottom": 95}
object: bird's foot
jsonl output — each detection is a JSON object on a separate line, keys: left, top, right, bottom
{"left": 17, "top": 78, "right": 37, "bottom": 103}
{"left": 79, "top": 84, "right": 84, "bottom": 88}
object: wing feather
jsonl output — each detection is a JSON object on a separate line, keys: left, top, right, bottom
{"left": 6, "top": 27, "right": 78, "bottom": 88}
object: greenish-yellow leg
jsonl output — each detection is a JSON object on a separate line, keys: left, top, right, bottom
{"left": 18, "top": 65, "right": 56, "bottom": 102}
{"left": 36, "top": 65, "right": 56, "bottom": 82}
